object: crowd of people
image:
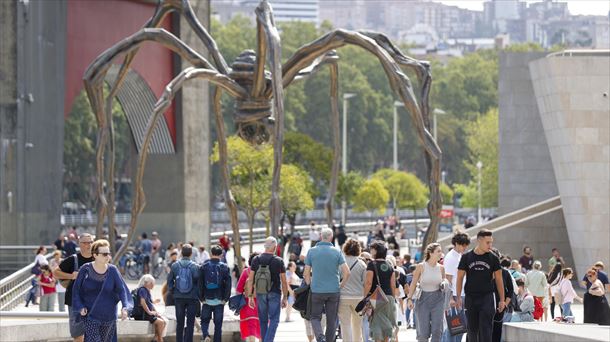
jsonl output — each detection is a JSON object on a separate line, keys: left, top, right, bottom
{"left": 27, "top": 223, "right": 610, "bottom": 342}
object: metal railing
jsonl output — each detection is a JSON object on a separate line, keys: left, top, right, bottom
{"left": 209, "top": 217, "right": 431, "bottom": 244}
{"left": 0, "top": 251, "right": 53, "bottom": 311}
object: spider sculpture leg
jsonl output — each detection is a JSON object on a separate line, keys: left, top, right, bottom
{"left": 130, "top": 67, "right": 247, "bottom": 266}
{"left": 357, "top": 32, "right": 442, "bottom": 248}
{"left": 255, "top": 1, "right": 285, "bottom": 235}
{"left": 279, "top": 29, "right": 442, "bottom": 245}
{"left": 283, "top": 52, "right": 341, "bottom": 229}
{"left": 83, "top": 28, "right": 216, "bottom": 260}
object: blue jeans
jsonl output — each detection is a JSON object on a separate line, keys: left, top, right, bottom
{"left": 362, "top": 315, "right": 371, "bottom": 342}
{"left": 201, "top": 304, "right": 224, "bottom": 342}
{"left": 175, "top": 298, "right": 199, "bottom": 342}
{"left": 561, "top": 302, "right": 572, "bottom": 317}
{"left": 257, "top": 292, "right": 281, "bottom": 342}
{"left": 406, "top": 299, "right": 418, "bottom": 328}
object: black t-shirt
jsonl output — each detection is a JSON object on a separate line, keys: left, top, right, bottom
{"left": 58, "top": 253, "right": 95, "bottom": 306}
{"left": 251, "top": 253, "right": 286, "bottom": 294}
{"left": 367, "top": 260, "right": 394, "bottom": 296}
{"left": 458, "top": 250, "right": 500, "bottom": 295}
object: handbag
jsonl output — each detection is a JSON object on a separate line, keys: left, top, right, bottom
{"left": 31, "top": 261, "right": 41, "bottom": 276}
{"left": 369, "top": 261, "right": 389, "bottom": 309}
{"left": 445, "top": 307, "right": 468, "bottom": 336}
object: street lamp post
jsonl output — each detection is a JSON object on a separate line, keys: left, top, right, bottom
{"left": 393, "top": 101, "right": 404, "bottom": 171}
{"left": 342, "top": 93, "right": 356, "bottom": 224}
{"left": 476, "top": 160, "right": 483, "bottom": 224}
{"left": 432, "top": 108, "right": 446, "bottom": 141}
{"left": 392, "top": 101, "right": 405, "bottom": 170}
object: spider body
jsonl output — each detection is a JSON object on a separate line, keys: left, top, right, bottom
{"left": 84, "top": 0, "right": 442, "bottom": 270}
{"left": 229, "top": 50, "right": 274, "bottom": 145}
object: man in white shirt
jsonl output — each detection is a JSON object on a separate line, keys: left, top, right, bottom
{"left": 309, "top": 221, "right": 320, "bottom": 248}
{"left": 442, "top": 232, "right": 470, "bottom": 342}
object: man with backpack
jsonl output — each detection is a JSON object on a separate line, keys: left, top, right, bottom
{"left": 246, "top": 237, "right": 289, "bottom": 342}
{"left": 200, "top": 245, "right": 231, "bottom": 342}
{"left": 168, "top": 244, "right": 201, "bottom": 342}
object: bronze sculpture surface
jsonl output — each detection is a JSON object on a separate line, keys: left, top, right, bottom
{"left": 84, "top": 0, "right": 442, "bottom": 267}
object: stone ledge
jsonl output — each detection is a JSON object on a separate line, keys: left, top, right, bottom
{"left": 503, "top": 322, "right": 610, "bottom": 342}
{"left": 0, "top": 317, "right": 240, "bottom": 342}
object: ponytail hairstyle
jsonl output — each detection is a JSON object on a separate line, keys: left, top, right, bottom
{"left": 424, "top": 243, "right": 441, "bottom": 261}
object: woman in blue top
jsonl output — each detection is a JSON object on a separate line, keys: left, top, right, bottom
{"left": 72, "top": 239, "right": 132, "bottom": 342}
{"left": 134, "top": 274, "right": 167, "bottom": 342}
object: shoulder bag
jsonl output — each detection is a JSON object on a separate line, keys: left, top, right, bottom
{"left": 368, "top": 261, "right": 390, "bottom": 309}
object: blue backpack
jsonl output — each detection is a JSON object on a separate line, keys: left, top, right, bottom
{"left": 175, "top": 261, "right": 194, "bottom": 294}
{"left": 203, "top": 261, "right": 222, "bottom": 290}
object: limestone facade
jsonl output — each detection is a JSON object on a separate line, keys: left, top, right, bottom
{"left": 529, "top": 52, "right": 610, "bottom": 275}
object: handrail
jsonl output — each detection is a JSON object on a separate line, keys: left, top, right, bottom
{"left": 547, "top": 49, "right": 610, "bottom": 58}
{"left": 210, "top": 217, "right": 431, "bottom": 244}
{"left": 0, "top": 252, "right": 53, "bottom": 311}
{"left": 0, "top": 245, "right": 54, "bottom": 250}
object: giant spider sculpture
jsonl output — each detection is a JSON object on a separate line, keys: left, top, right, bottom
{"left": 84, "top": 0, "right": 442, "bottom": 267}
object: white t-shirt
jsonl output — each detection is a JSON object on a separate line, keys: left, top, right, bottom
{"left": 444, "top": 248, "right": 465, "bottom": 296}
{"left": 35, "top": 254, "right": 48, "bottom": 266}
{"left": 309, "top": 229, "right": 320, "bottom": 242}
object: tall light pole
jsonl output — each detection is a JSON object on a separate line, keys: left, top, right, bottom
{"left": 342, "top": 93, "right": 356, "bottom": 224}
{"left": 476, "top": 160, "right": 483, "bottom": 224}
{"left": 433, "top": 108, "right": 446, "bottom": 141}
{"left": 393, "top": 101, "right": 404, "bottom": 171}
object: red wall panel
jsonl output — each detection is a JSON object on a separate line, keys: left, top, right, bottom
{"left": 65, "top": 0, "right": 176, "bottom": 142}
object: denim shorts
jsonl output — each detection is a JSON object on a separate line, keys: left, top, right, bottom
{"left": 69, "top": 308, "right": 85, "bottom": 338}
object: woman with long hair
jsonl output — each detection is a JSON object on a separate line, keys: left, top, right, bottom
{"left": 547, "top": 262, "right": 563, "bottom": 319}
{"left": 72, "top": 239, "right": 132, "bottom": 342}
{"left": 558, "top": 268, "right": 582, "bottom": 318}
{"left": 236, "top": 252, "right": 261, "bottom": 342}
{"left": 407, "top": 243, "right": 446, "bottom": 342}
{"left": 364, "top": 241, "right": 397, "bottom": 342}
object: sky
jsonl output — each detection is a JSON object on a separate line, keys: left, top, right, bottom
{"left": 433, "top": 0, "right": 610, "bottom": 16}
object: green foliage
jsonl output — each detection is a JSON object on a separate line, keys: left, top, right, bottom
{"left": 211, "top": 136, "right": 272, "bottom": 222}
{"left": 453, "top": 183, "right": 478, "bottom": 208}
{"left": 280, "top": 164, "right": 314, "bottom": 217}
{"left": 440, "top": 182, "right": 454, "bottom": 205}
{"left": 460, "top": 108, "right": 499, "bottom": 207}
{"left": 504, "top": 42, "right": 545, "bottom": 52}
{"left": 371, "top": 168, "right": 429, "bottom": 212}
{"left": 353, "top": 178, "right": 389, "bottom": 215}
{"left": 63, "top": 89, "right": 131, "bottom": 208}
{"left": 336, "top": 171, "right": 365, "bottom": 206}
{"left": 283, "top": 131, "right": 332, "bottom": 194}
{"left": 211, "top": 136, "right": 314, "bottom": 225}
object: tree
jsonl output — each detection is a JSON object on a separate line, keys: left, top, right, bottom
{"left": 64, "top": 89, "right": 131, "bottom": 210}
{"left": 464, "top": 108, "right": 499, "bottom": 208}
{"left": 353, "top": 179, "right": 389, "bottom": 216}
{"left": 440, "top": 182, "right": 454, "bottom": 206}
{"left": 283, "top": 131, "right": 332, "bottom": 194}
{"left": 396, "top": 173, "right": 429, "bottom": 226}
{"left": 336, "top": 171, "right": 365, "bottom": 221}
{"left": 280, "top": 164, "right": 315, "bottom": 233}
{"left": 211, "top": 136, "right": 272, "bottom": 254}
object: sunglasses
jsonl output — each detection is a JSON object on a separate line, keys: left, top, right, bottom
{"left": 80, "top": 241, "right": 93, "bottom": 244}
{"left": 587, "top": 274, "right": 596, "bottom": 277}
{"left": 97, "top": 252, "right": 111, "bottom": 257}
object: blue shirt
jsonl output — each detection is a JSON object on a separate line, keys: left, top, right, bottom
{"left": 305, "top": 241, "right": 346, "bottom": 293}
{"left": 72, "top": 263, "right": 133, "bottom": 322}
{"left": 139, "top": 239, "right": 152, "bottom": 255}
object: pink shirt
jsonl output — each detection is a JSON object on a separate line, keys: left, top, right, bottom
{"left": 559, "top": 278, "right": 577, "bottom": 304}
